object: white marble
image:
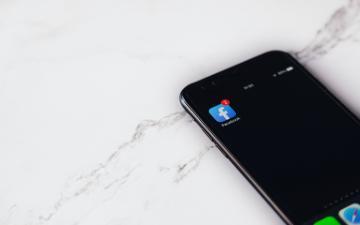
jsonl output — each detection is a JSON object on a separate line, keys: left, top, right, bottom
{"left": 1, "top": 0, "right": 360, "bottom": 224}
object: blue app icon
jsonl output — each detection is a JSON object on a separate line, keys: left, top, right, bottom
{"left": 209, "top": 100, "right": 236, "bottom": 123}
{"left": 339, "top": 203, "right": 360, "bottom": 225}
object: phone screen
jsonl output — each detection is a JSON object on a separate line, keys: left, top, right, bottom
{"left": 181, "top": 51, "right": 360, "bottom": 225}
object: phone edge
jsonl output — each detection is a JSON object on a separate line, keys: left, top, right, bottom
{"left": 179, "top": 94, "right": 295, "bottom": 225}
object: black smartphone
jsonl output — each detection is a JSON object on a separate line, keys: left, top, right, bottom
{"left": 180, "top": 51, "right": 360, "bottom": 225}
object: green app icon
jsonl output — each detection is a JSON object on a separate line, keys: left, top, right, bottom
{"left": 314, "top": 216, "right": 341, "bottom": 225}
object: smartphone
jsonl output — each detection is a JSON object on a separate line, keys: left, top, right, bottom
{"left": 180, "top": 51, "right": 360, "bottom": 225}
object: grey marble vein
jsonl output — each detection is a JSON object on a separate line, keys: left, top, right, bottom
{"left": 74, "top": 111, "right": 187, "bottom": 185}
{"left": 0, "top": 205, "right": 17, "bottom": 224}
{"left": 36, "top": 111, "right": 188, "bottom": 224}
{"left": 174, "top": 144, "right": 215, "bottom": 183}
{"left": 293, "top": 0, "right": 360, "bottom": 62}
{"left": 14, "top": 1, "right": 360, "bottom": 224}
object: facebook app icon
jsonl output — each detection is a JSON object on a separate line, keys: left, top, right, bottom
{"left": 209, "top": 102, "right": 236, "bottom": 123}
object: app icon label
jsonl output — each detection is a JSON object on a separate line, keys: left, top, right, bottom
{"left": 339, "top": 203, "right": 360, "bottom": 224}
{"left": 209, "top": 99, "right": 236, "bottom": 123}
{"left": 314, "top": 216, "right": 341, "bottom": 225}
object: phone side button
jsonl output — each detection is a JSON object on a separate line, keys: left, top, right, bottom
{"left": 200, "top": 128, "right": 229, "bottom": 159}
{"left": 214, "top": 142, "right": 230, "bottom": 159}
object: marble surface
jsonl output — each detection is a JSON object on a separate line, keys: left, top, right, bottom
{"left": 1, "top": 0, "right": 360, "bottom": 224}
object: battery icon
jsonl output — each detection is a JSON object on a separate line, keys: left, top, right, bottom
{"left": 286, "top": 66, "right": 294, "bottom": 72}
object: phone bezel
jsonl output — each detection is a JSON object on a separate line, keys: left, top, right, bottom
{"left": 179, "top": 50, "right": 360, "bottom": 225}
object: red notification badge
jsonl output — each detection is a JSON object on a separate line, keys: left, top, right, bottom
{"left": 221, "top": 99, "right": 230, "bottom": 105}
